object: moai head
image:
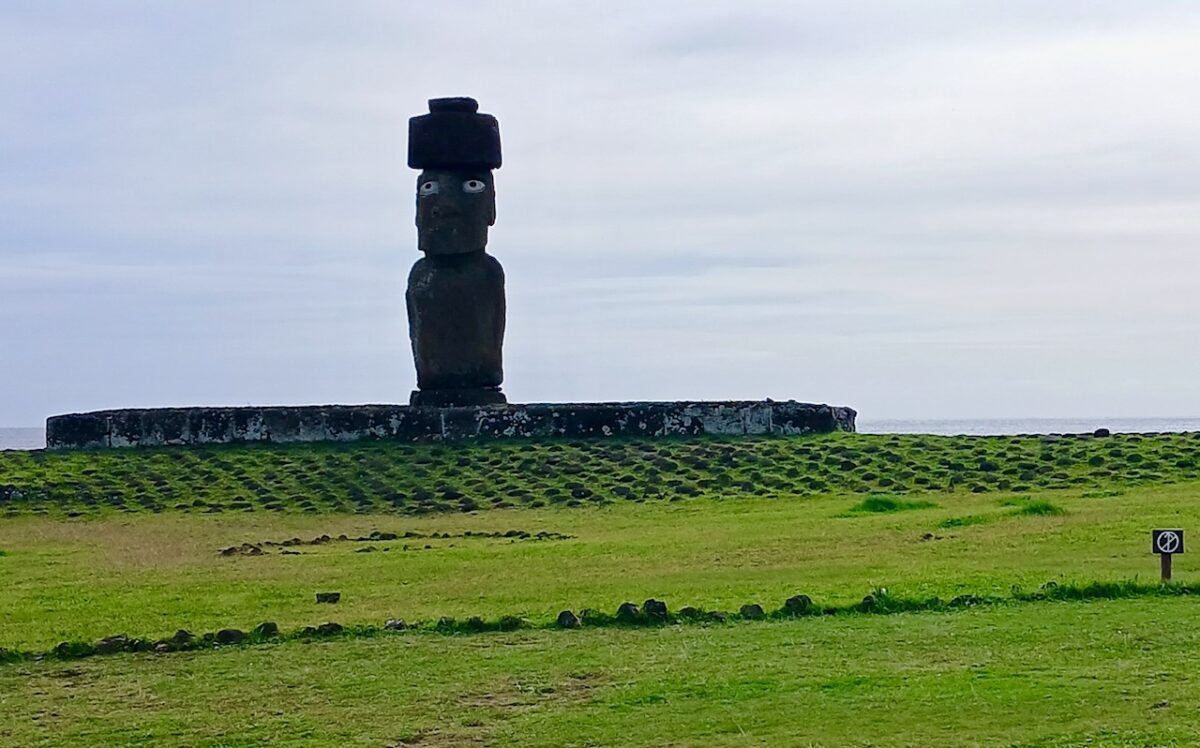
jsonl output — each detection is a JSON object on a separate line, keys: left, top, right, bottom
{"left": 408, "top": 97, "right": 502, "bottom": 255}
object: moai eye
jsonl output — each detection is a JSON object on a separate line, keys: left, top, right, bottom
{"left": 419, "top": 180, "right": 439, "bottom": 196}
{"left": 462, "top": 179, "right": 486, "bottom": 194}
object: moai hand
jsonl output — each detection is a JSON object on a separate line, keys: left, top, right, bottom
{"left": 405, "top": 98, "right": 507, "bottom": 407}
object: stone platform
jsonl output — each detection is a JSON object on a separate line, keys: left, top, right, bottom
{"left": 45, "top": 400, "right": 856, "bottom": 450}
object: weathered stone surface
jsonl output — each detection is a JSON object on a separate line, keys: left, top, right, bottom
{"left": 642, "top": 599, "right": 669, "bottom": 622}
{"left": 615, "top": 602, "right": 641, "bottom": 623}
{"left": 253, "top": 622, "right": 280, "bottom": 638}
{"left": 384, "top": 618, "right": 407, "bottom": 631}
{"left": 783, "top": 594, "right": 814, "bottom": 615}
{"left": 315, "top": 592, "right": 341, "bottom": 604}
{"left": 215, "top": 629, "right": 245, "bottom": 645}
{"left": 407, "top": 252, "right": 505, "bottom": 391}
{"left": 94, "top": 635, "right": 129, "bottom": 655}
{"left": 556, "top": 610, "right": 580, "bottom": 629}
{"left": 739, "top": 604, "right": 765, "bottom": 620}
{"left": 47, "top": 400, "right": 856, "bottom": 449}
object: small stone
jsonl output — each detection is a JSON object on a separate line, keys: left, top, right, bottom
{"left": 253, "top": 622, "right": 280, "bottom": 638}
{"left": 859, "top": 595, "right": 877, "bottom": 612}
{"left": 55, "top": 641, "right": 96, "bottom": 658}
{"left": 435, "top": 617, "right": 456, "bottom": 629}
{"left": 677, "top": 606, "right": 701, "bottom": 620}
{"left": 216, "top": 629, "right": 245, "bottom": 645}
{"left": 171, "top": 629, "right": 196, "bottom": 645}
{"left": 642, "top": 599, "right": 668, "bottom": 622}
{"left": 1094, "top": 428, "right": 1111, "bottom": 438}
{"left": 466, "top": 616, "right": 487, "bottom": 632}
{"left": 556, "top": 610, "right": 580, "bottom": 629}
{"left": 739, "top": 604, "right": 765, "bottom": 620}
{"left": 316, "top": 622, "right": 344, "bottom": 636}
{"left": 219, "top": 547, "right": 238, "bottom": 556}
{"left": 384, "top": 618, "right": 407, "bottom": 631}
{"left": 497, "top": 615, "right": 524, "bottom": 631}
{"left": 94, "top": 635, "right": 129, "bottom": 655}
{"left": 783, "top": 595, "right": 813, "bottom": 615}
{"left": 615, "top": 602, "right": 641, "bottom": 623}
{"left": 128, "top": 639, "right": 152, "bottom": 653}
{"left": 153, "top": 642, "right": 171, "bottom": 653}
{"left": 300, "top": 626, "right": 318, "bottom": 637}
{"left": 316, "top": 592, "right": 341, "bottom": 604}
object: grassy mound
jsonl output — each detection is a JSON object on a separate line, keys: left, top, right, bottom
{"left": 1, "top": 431, "right": 1197, "bottom": 516}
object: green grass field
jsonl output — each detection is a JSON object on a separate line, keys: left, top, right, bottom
{"left": 3, "top": 432, "right": 1200, "bottom": 746}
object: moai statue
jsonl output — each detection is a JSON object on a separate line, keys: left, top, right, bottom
{"left": 406, "top": 97, "right": 506, "bottom": 407}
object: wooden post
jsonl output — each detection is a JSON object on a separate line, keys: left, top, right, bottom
{"left": 1162, "top": 553, "right": 1173, "bottom": 582}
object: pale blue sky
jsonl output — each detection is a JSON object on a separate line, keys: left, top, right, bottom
{"left": 4, "top": 1, "right": 1200, "bottom": 425}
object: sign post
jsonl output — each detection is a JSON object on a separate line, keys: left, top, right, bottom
{"left": 1152, "top": 529, "right": 1184, "bottom": 582}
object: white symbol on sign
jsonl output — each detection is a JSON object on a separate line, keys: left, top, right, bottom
{"left": 1157, "top": 531, "right": 1181, "bottom": 554}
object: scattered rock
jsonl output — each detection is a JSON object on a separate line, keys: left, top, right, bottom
{"left": 708, "top": 611, "right": 728, "bottom": 623}
{"left": 497, "top": 615, "right": 524, "bottom": 631}
{"left": 171, "top": 629, "right": 196, "bottom": 645}
{"left": 466, "top": 616, "right": 487, "bottom": 632}
{"left": 281, "top": 549, "right": 301, "bottom": 555}
{"left": 677, "top": 606, "right": 702, "bottom": 620}
{"left": 556, "top": 610, "right": 580, "bottom": 629}
{"left": 55, "top": 641, "right": 96, "bottom": 658}
{"left": 384, "top": 618, "right": 408, "bottom": 631}
{"left": 1094, "top": 428, "right": 1112, "bottom": 438}
{"left": 615, "top": 602, "right": 641, "bottom": 623}
{"left": 253, "top": 622, "right": 280, "bottom": 638}
{"left": 316, "top": 592, "right": 341, "bottom": 604}
{"left": 153, "top": 642, "right": 171, "bottom": 654}
{"left": 94, "top": 635, "right": 129, "bottom": 655}
{"left": 858, "top": 595, "right": 877, "bottom": 612}
{"left": 579, "top": 609, "right": 603, "bottom": 625}
{"left": 128, "top": 639, "right": 152, "bottom": 653}
{"left": 316, "top": 622, "right": 344, "bottom": 636}
{"left": 1152, "top": 699, "right": 1170, "bottom": 710}
{"left": 300, "top": 626, "right": 318, "bottom": 637}
{"left": 642, "top": 598, "right": 668, "bottom": 622}
{"left": 739, "top": 604, "right": 765, "bottom": 620}
{"left": 436, "top": 617, "right": 456, "bottom": 629}
{"left": 783, "top": 595, "right": 813, "bottom": 615}
{"left": 216, "top": 629, "right": 245, "bottom": 645}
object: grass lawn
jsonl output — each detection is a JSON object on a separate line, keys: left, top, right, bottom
{"left": 4, "top": 598, "right": 1200, "bottom": 747}
{"left": 3, "top": 432, "right": 1200, "bottom": 745}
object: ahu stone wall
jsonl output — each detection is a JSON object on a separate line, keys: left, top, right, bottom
{"left": 45, "top": 400, "right": 856, "bottom": 450}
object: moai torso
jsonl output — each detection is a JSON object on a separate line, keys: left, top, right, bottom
{"left": 405, "top": 98, "right": 507, "bottom": 407}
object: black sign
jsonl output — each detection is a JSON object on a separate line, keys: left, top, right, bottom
{"left": 1153, "top": 529, "right": 1184, "bottom": 555}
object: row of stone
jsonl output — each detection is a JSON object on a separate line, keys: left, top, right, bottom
{"left": 554, "top": 595, "right": 815, "bottom": 628}
{"left": 219, "top": 529, "right": 573, "bottom": 556}
{"left": 48, "top": 621, "right": 357, "bottom": 659}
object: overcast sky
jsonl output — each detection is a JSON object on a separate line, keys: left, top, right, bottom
{"left": 3, "top": 1, "right": 1200, "bottom": 425}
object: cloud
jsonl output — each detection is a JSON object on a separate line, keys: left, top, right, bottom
{"left": 2, "top": 2, "right": 1200, "bottom": 423}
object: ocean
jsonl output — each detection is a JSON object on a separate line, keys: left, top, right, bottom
{"left": 4, "top": 417, "right": 1200, "bottom": 451}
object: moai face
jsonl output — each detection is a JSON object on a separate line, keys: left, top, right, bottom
{"left": 416, "top": 169, "right": 496, "bottom": 255}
